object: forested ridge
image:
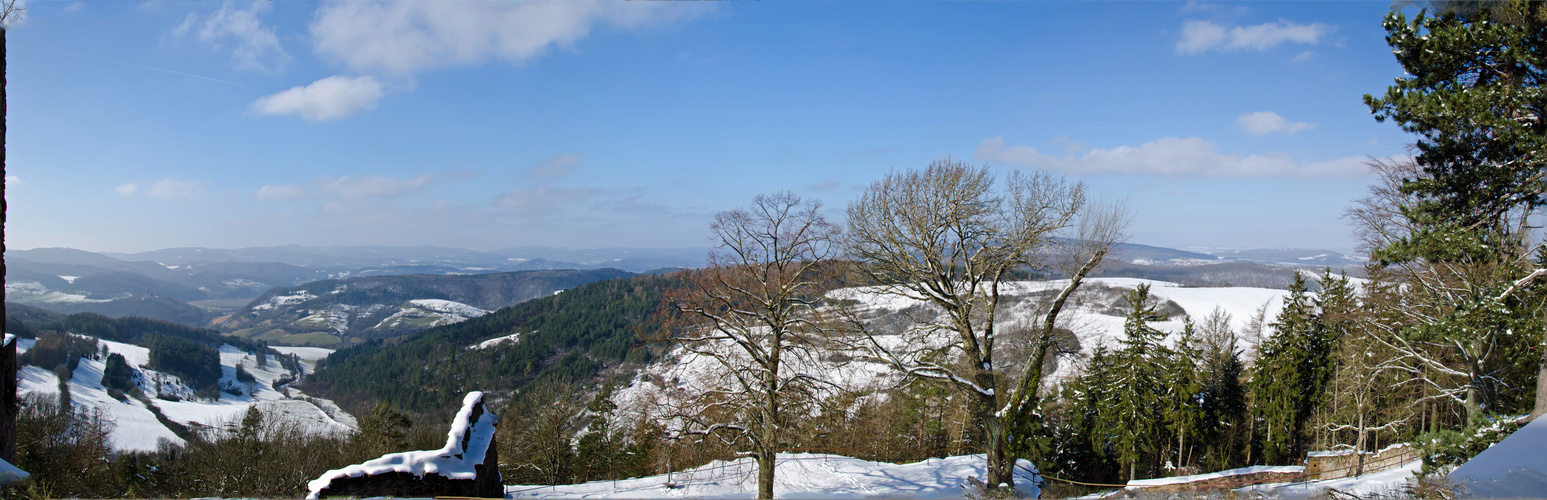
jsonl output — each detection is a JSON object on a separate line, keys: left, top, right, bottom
{"left": 303, "top": 273, "right": 681, "bottom": 412}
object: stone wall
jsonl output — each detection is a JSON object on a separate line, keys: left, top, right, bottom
{"left": 1305, "top": 443, "right": 1418, "bottom": 480}
{"left": 308, "top": 391, "right": 502, "bottom": 499}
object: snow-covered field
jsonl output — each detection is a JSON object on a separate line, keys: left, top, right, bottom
{"left": 507, "top": 453, "right": 1041, "bottom": 499}
{"left": 15, "top": 336, "right": 354, "bottom": 453}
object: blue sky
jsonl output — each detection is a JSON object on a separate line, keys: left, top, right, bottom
{"left": 5, "top": 0, "right": 1413, "bottom": 253}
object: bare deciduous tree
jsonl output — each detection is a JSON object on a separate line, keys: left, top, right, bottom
{"left": 668, "top": 192, "right": 840, "bottom": 500}
{"left": 839, "top": 159, "right": 1127, "bottom": 491}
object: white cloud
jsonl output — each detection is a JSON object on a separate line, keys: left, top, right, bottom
{"left": 1237, "top": 111, "right": 1315, "bottom": 136}
{"left": 1176, "top": 19, "right": 1330, "bottom": 55}
{"left": 323, "top": 174, "right": 436, "bottom": 200}
{"left": 250, "top": 75, "right": 384, "bottom": 122}
{"left": 973, "top": 136, "right": 1368, "bottom": 178}
{"left": 530, "top": 153, "right": 582, "bottom": 180}
{"left": 309, "top": 0, "right": 712, "bottom": 75}
{"left": 145, "top": 177, "right": 207, "bottom": 200}
{"left": 495, "top": 186, "right": 595, "bottom": 209}
{"left": 255, "top": 183, "right": 310, "bottom": 202}
{"left": 174, "top": 1, "right": 289, "bottom": 73}
{"left": 114, "top": 182, "right": 138, "bottom": 197}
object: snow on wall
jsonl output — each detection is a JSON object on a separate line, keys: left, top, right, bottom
{"left": 306, "top": 391, "right": 498, "bottom": 500}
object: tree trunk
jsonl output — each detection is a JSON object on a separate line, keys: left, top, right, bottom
{"left": 1534, "top": 329, "right": 1547, "bottom": 421}
{"left": 983, "top": 389, "right": 1014, "bottom": 491}
{"left": 757, "top": 448, "right": 775, "bottom": 500}
{"left": 1354, "top": 412, "right": 1367, "bottom": 477}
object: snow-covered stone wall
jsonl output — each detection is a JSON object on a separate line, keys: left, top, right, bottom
{"left": 307, "top": 391, "right": 501, "bottom": 499}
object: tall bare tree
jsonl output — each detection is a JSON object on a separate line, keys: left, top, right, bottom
{"left": 840, "top": 159, "right": 1127, "bottom": 491}
{"left": 669, "top": 192, "right": 840, "bottom": 500}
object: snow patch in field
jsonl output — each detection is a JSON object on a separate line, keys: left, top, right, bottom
{"left": 409, "top": 299, "right": 491, "bottom": 318}
{"left": 507, "top": 453, "right": 1041, "bottom": 499}
{"left": 253, "top": 291, "right": 318, "bottom": 311}
{"left": 4, "top": 281, "right": 47, "bottom": 297}
{"left": 27, "top": 291, "right": 112, "bottom": 304}
{"left": 58, "top": 275, "right": 79, "bottom": 284}
{"left": 471, "top": 332, "right": 522, "bottom": 350}
{"left": 375, "top": 300, "right": 489, "bottom": 330}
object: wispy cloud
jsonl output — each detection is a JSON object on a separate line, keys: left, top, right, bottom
{"left": 255, "top": 183, "right": 310, "bottom": 202}
{"left": 250, "top": 75, "right": 384, "bottom": 122}
{"left": 1176, "top": 19, "right": 1330, "bottom": 55}
{"left": 530, "top": 153, "right": 582, "bottom": 180}
{"left": 253, "top": 174, "right": 439, "bottom": 202}
{"left": 973, "top": 136, "right": 1368, "bottom": 178}
{"left": 309, "top": 1, "right": 713, "bottom": 76}
{"left": 1237, "top": 111, "right": 1315, "bottom": 136}
{"left": 324, "top": 174, "right": 436, "bottom": 200}
{"left": 173, "top": 1, "right": 289, "bottom": 73}
{"left": 111, "top": 177, "right": 208, "bottom": 200}
{"left": 494, "top": 186, "right": 597, "bottom": 210}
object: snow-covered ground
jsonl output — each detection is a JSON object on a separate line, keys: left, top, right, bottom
{"left": 507, "top": 454, "right": 1041, "bottom": 499}
{"left": 375, "top": 299, "right": 491, "bottom": 330}
{"left": 16, "top": 336, "right": 355, "bottom": 453}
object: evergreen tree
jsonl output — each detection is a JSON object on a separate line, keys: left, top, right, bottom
{"left": 1097, "top": 284, "right": 1167, "bottom": 480}
{"left": 1250, "top": 274, "right": 1335, "bottom": 464}
{"left": 1061, "top": 345, "right": 1121, "bottom": 484}
{"left": 1192, "top": 308, "right": 1249, "bottom": 471}
{"left": 1362, "top": 0, "right": 1547, "bottom": 420}
{"left": 1160, "top": 317, "right": 1203, "bottom": 473}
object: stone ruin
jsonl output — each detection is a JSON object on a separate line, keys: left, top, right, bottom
{"left": 307, "top": 391, "right": 501, "bottom": 499}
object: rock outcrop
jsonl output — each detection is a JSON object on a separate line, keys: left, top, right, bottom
{"left": 307, "top": 391, "right": 501, "bottom": 499}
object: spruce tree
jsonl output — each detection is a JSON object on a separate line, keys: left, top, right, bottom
{"left": 1098, "top": 284, "right": 1167, "bottom": 480}
{"left": 1160, "top": 317, "right": 1203, "bottom": 472}
{"left": 1250, "top": 274, "right": 1335, "bottom": 464}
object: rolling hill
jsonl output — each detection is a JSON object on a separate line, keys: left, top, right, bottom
{"left": 219, "top": 269, "right": 635, "bottom": 346}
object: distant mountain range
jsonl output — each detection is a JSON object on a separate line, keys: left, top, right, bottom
{"left": 4, "top": 243, "right": 1366, "bottom": 341}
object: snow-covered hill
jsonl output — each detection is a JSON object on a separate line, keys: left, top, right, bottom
{"left": 14, "top": 336, "right": 355, "bottom": 453}
{"left": 616, "top": 278, "right": 1292, "bottom": 427}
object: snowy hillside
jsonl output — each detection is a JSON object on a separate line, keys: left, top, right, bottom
{"left": 221, "top": 269, "right": 630, "bottom": 346}
{"left": 616, "top": 278, "right": 1291, "bottom": 427}
{"left": 16, "top": 336, "right": 355, "bottom": 453}
{"left": 507, "top": 453, "right": 1042, "bottom": 499}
